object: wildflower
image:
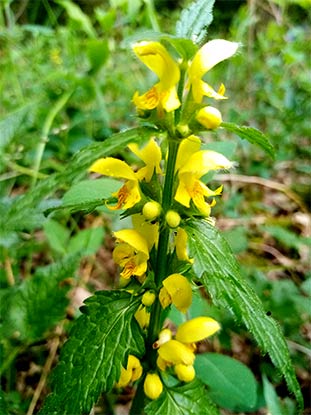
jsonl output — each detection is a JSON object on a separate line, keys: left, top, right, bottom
{"left": 132, "top": 214, "right": 159, "bottom": 250}
{"left": 196, "top": 106, "right": 222, "bottom": 129}
{"left": 113, "top": 229, "right": 149, "bottom": 279}
{"left": 159, "top": 274, "right": 192, "bottom": 313}
{"left": 158, "top": 339, "right": 195, "bottom": 366}
{"left": 176, "top": 316, "right": 221, "bottom": 344}
{"left": 175, "top": 136, "right": 233, "bottom": 215}
{"left": 128, "top": 138, "right": 162, "bottom": 182}
{"left": 188, "top": 39, "right": 239, "bottom": 103}
{"left": 132, "top": 41, "right": 181, "bottom": 112}
{"left": 89, "top": 157, "right": 140, "bottom": 210}
{"left": 116, "top": 355, "right": 143, "bottom": 387}
{"left": 144, "top": 373, "right": 163, "bottom": 400}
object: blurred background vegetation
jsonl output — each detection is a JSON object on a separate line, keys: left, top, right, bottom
{"left": 0, "top": 0, "right": 310, "bottom": 414}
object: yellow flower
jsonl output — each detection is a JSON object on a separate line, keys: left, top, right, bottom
{"left": 142, "top": 201, "right": 162, "bottom": 221}
{"left": 132, "top": 41, "right": 181, "bottom": 112}
{"left": 135, "top": 305, "right": 150, "bottom": 329}
{"left": 175, "top": 137, "right": 233, "bottom": 215}
{"left": 116, "top": 355, "right": 143, "bottom": 387}
{"left": 159, "top": 274, "right": 192, "bottom": 313}
{"left": 89, "top": 157, "right": 140, "bottom": 210}
{"left": 175, "top": 228, "right": 193, "bottom": 263}
{"left": 142, "top": 291, "right": 156, "bottom": 307}
{"left": 113, "top": 229, "right": 149, "bottom": 279}
{"left": 196, "top": 106, "right": 222, "bottom": 129}
{"left": 158, "top": 339, "right": 195, "bottom": 366}
{"left": 165, "top": 210, "right": 181, "bottom": 228}
{"left": 144, "top": 373, "right": 163, "bottom": 400}
{"left": 175, "top": 316, "right": 221, "bottom": 344}
{"left": 132, "top": 214, "right": 159, "bottom": 250}
{"left": 188, "top": 39, "right": 239, "bottom": 103}
{"left": 128, "top": 138, "right": 162, "bottom": 182}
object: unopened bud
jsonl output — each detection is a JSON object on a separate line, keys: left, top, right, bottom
{"left": 144, "top": 373, "right": 163, "bottom": 400}
{"left": 143, "top": 201, "right": 161, "bottom": 221}
{"left": 165, "top": 210, "right": 181, "bottom": 228}
{"left": 196, "top": 106, "right": 222, "bottom": 129}
{"left": 174, "top": 363, "right": 195, "bottom": 382}
{"left": 142, "top": 291, "right": 156, "bottom": 307}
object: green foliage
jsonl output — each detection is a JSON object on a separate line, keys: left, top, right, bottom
{"left": 145, "top": 378, "right": 219, "bottom": 415}
{"left": 185, "top": 219, "right": 303, "bottom": 410}
{"left": 221, "top": 122, "right": 275, "bottom": 159}
{"left": 176, "top": 0, "right": 215, "bottom": 44}
{"left": 39, "top": 291, "right": 144, "bottom": 415}
{"left": 0, "top": 255, "right": 79, "bottom": 344}
{"left": 195, "top": 353, "right": 258, "bottom": 411}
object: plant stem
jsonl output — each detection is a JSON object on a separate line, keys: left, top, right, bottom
{"left": 147, "top": 138, "right": 180, "bottom": 346}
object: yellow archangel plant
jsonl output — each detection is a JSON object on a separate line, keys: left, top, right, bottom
{"left": 89, "top": 33, "right": 238, "bottom": 407}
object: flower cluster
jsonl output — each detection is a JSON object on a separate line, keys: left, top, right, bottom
{"left": 90, "top": 36, "right": 237, "bottom": 401}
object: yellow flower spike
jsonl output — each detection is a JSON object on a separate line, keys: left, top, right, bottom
{"left": 188, "top": 39, "right": 239, "bottom": 103}
{"left": 89, "top": 157, "right": 141, "bottom": 210}
{"left": 113, "top": 230, "right": 149, "bottom": 279}
{"left": 142, "top": 291, "right": 156, "bottom": 307}
{"left": 165, "top": 210, "right": 181, "bottom": 228}
{"left": 196, "top": 106, "right": 222, "bottom": 130}
{"left": 128, "top": 139, "right": 162, "bottom": 182}
{"left": 175, "top": 228, "right": 193, "bottom": 263}
{"left": 144, "top": 373, "right": 163, "bottom": 400}
{"left": 174, "top": 364, "right": 196, "bottom": 382}
{"left": 132, "top": 41, "right": 181, "bottom": 112}
{"left": 158, "top": 340, "right": 195, "bottom": 366}
{"left": 142, "top": 201, "right": 162, "bottom": 221}
{"left": 175, "top": 316, "right": 221, "bottom": 344}
{"left": 135, "top": 305, "right": 150, "bottom": 329}
{"left": 159, "top": 274, "right": 192, "bottom": 313}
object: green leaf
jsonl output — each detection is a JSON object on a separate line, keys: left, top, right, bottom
{"left": 195, "top": 353, "right": 258, "bottom": 411}
{"left": 68, "top": 227, "right": 104, "bottom": 255}
{"left": 56, "top": 0, "right": 96, "bottom": 38}
{"left": 43, "top": 219, "right": 71, "bottom": 254}
{"left": 0, "top": 255, "right": 79, "bottom": 343}
{"left": 175, "top": 0, "right": 215, "bottom": 45}
{"left": 61, "top": 178, "right": 120, "bottom": 213}
{"left": 39, "top": 291, "right": 145, "bottom": 415}
{"left": 263, "top": 375, "right": 285, "bottom": 415}
{"left": 145, "top": 378, "right": 219, "bottom": 415}
{"left": 185, "top": 219, "right": 303, "bottom": 411}
{"left": 221, "top": 122, "right": 275, "bottom": 159}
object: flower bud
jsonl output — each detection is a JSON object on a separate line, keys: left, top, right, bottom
{"left": 135, "top": 306, "right": 150, "bottom": 329}
{"left": 116, "top": 355, "right": 143, "bottom": 387}
{"left": 153, "top": 328, "right": 172, "bottom": 349}
{"left": 144, "top": 373, "right": 163, "bottom": 400}
{"left": 142, "top": 291, "right": 156, "bottom": 307}
{"left": 165, "top": 210, "right": 181, "bottom": 228}
{"left": 174, "top": 364, "right": 195, "bottom": 382}
{"left": 143, "top": 201, "right": 161, "bottom": 221}
{"left": 175, "top": 316, "right": 220, "bottom": 344}
{"left": 196, "top": 106, "right": 222, "bottom": 129}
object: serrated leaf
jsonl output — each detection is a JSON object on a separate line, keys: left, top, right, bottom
{"left": 60, "top": 177, "right": 120, "bottom": 213}
{"left": 39, "top": 291, "right": 145, "bottom": 415}
{"left": 0, "top": 255, "right": 79, "bottom": 343}
{"left": 221, "top": 122, "right": 275, "bottom": 159}
{"left": 185, "top": 219, "right": 303, "bottom": 411}
{"left": 195, "top": 353, "right": 258, "bottom": 411}
{"left": 145, "top": 378, "right": 219, "bottom": 415}
{"left": 175, "top": 0, "right": 215, "bottom": 45}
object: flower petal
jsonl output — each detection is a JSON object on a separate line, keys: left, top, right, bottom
{"left": 129, "top": 138, "right": 162, "bottom": 182}
{"left": 176, "top": 316, "right": 221, "bottom": 343}
{"left": 175, "top": 135, "right": 201, "bottom": 172}
{"left": 158, "top": 340, "right": 195, "bottom": 366}
{"left": 89, "top": 157, "right": 137, "bottom": 180}
{"left": 114, "top": 229, "right": 149, "bottom": 256}
{"left": 162, "top": 274, "right": 192, "bottom": 313}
